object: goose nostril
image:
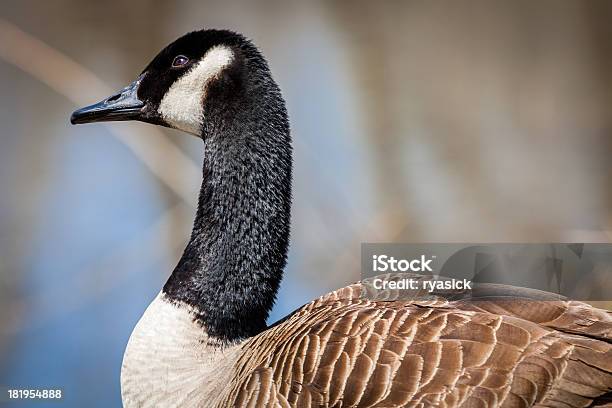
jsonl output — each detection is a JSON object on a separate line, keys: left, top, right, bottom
{"left": 106, "top": 93, "right": 122, "bottom": 103}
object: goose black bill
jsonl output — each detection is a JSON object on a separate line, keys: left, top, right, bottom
{"left": 70, "top": 76, "right": 145, "bottom": 125}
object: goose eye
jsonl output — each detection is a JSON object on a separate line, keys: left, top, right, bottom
{"left": 172, "top": 55, "right": 189, "bottom": 68}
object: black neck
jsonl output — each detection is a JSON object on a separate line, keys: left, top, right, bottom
{"left": 163, "top": 88, "right": 291, "bottom": 343}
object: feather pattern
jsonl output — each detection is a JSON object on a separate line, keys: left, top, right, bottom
{"left": 206, "top": 283, "right": 612, "bottom": 408}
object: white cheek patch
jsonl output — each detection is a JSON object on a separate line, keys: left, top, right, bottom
{"left": 158, "top": 46, "right": 234, "bottom": 135}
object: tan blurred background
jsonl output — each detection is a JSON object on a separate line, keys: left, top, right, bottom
{"left": 1, "top": 0, "right": 611, "bottom": 406}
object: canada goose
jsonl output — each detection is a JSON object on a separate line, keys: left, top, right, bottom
{"left": 71, "top": 30, "right": 612, "bottom": 408}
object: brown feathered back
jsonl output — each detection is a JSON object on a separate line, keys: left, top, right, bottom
{"left": 219, "top": 282, "right": 611, "bottom": 407}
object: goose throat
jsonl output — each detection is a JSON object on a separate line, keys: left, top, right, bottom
{"left": 163, "top": 76, "right": 292, "bottom": 343}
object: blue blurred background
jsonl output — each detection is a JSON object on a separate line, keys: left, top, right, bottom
{"left": 1, "top": 1, "right": 612, "bottom": 406}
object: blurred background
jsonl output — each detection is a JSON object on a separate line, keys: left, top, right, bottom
{"left": 1, "top": 0, "right": 612, "bottom": 406}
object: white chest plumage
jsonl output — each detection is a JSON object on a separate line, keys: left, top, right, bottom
{"left": 120, "top": 293, "right": 242, "bottom": 408}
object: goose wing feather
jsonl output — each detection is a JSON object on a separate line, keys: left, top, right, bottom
{"left": 221, "top": 283, "right": 611, "bottom": 407}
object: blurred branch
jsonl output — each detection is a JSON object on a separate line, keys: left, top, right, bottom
{"left": 0, "top": 18, "right": 200, "bottom": 205}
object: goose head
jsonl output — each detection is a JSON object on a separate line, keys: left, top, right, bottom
{"left": 71, "top": 29, "right": 292, "bottom": 343}
{"left": 71, "top": 29, "right": 282, "bottom": 138}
